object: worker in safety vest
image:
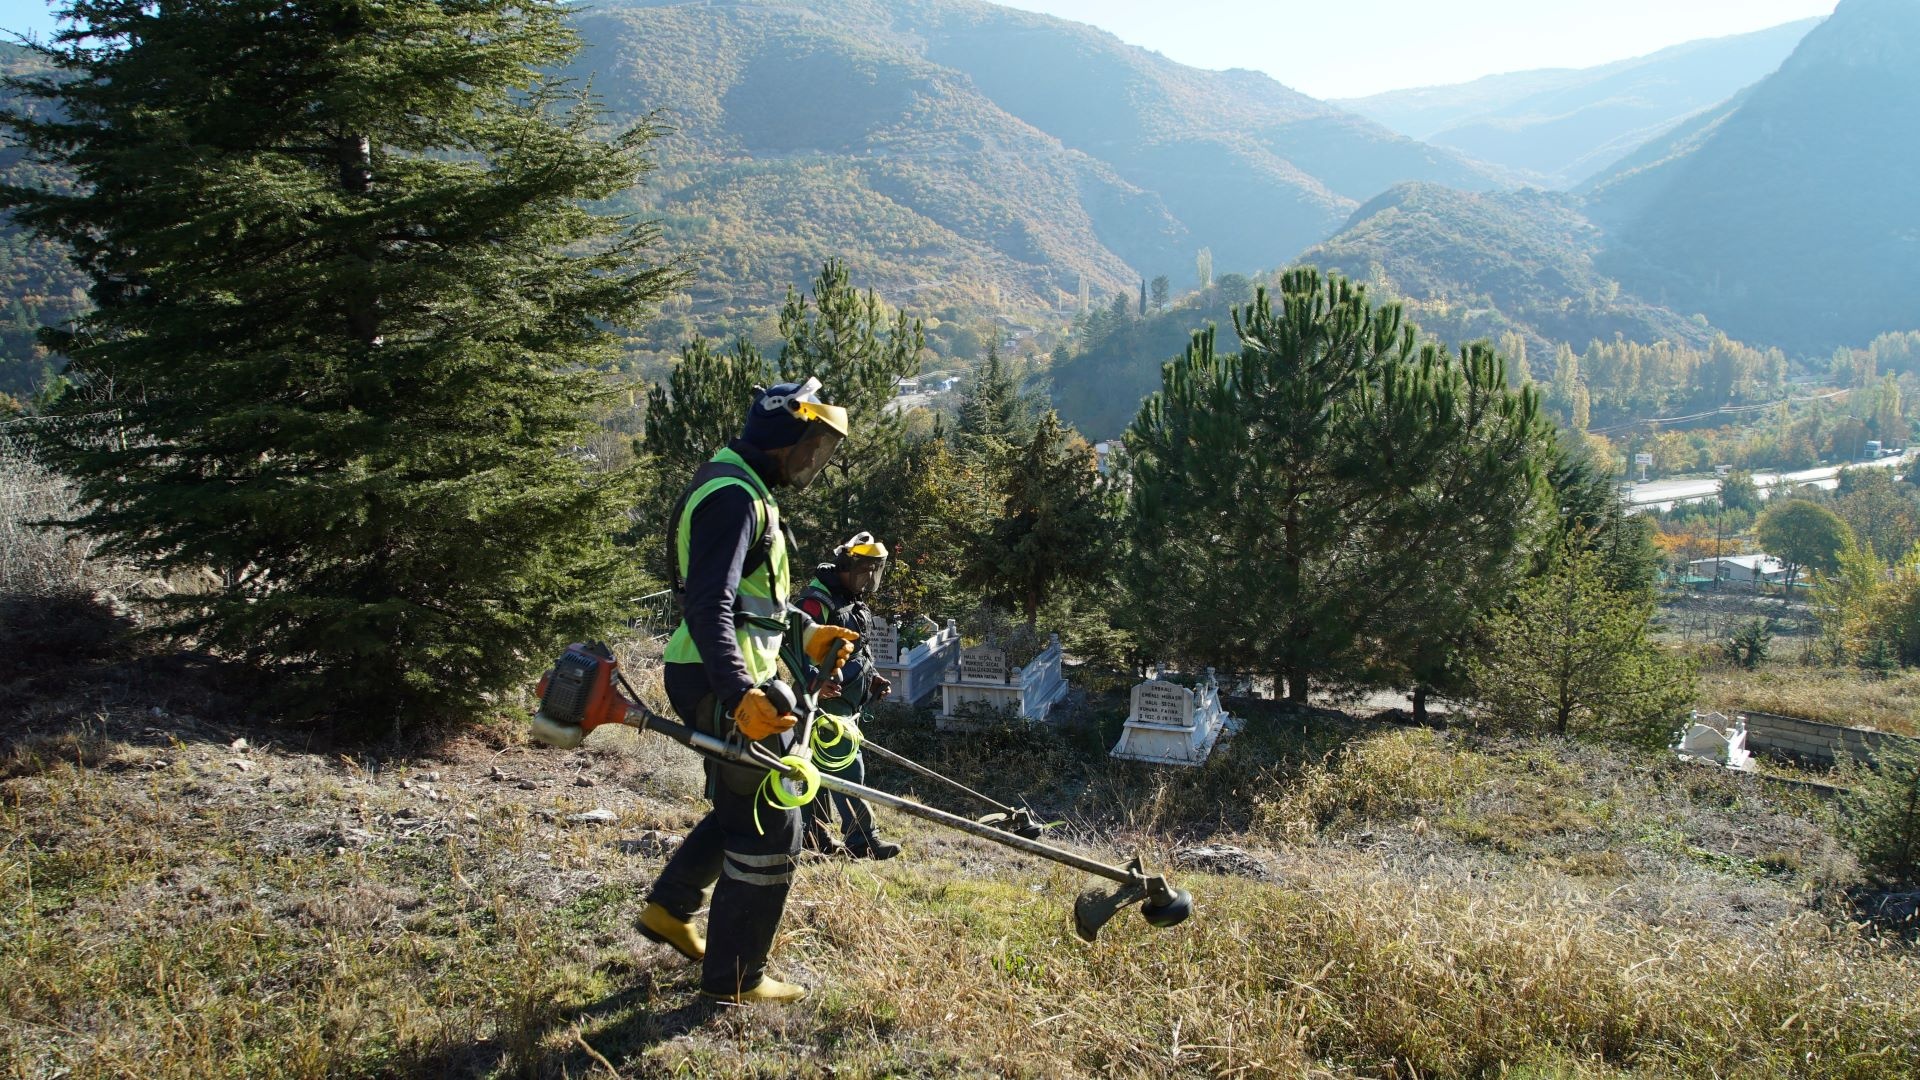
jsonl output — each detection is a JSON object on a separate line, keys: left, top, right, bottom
{"left": 798, "top": 532, "right": 901, "bottom": 860}
{"left": 638, "top": 377, "right": 859, "bottom": 1005}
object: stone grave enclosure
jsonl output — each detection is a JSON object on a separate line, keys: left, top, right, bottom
{"left": 869, "top": 616, "right": 959, "bottom": 707}
{"left": 1110, "top": 670, "right": 1235, "bottom": 766}
{"left": 1675, "top": 710, "right": 1756, "bottom": 772}
{"left": 937, "top": 634, "right": 1069, "bottom": 728}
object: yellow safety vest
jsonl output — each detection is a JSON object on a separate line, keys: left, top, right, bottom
{"left": 663, "top": 447, "right": 791, "bottom": 685}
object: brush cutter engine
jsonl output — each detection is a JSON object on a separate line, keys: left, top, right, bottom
{"left": 532, "top": 644, "right": 634, "bottom": 748}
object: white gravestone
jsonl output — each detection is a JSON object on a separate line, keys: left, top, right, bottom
{"left": 871, "top": 617, "right": 958, "bottom": 706}
{"left": 1110, "top": 670, "right": 1235, "bottom": 766}
{"left": 938, "top": 634, "right": 1070, "bottom": 728}
{"left": 1675, "top": 710, "right": 1756, "bottom": 772}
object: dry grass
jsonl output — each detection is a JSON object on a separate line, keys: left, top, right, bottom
{"left": 1699, "top": 666, "right": 1920, "bottom": 736}
{"left": 2, "top": 681, "right": 1916, "bottom": 1078}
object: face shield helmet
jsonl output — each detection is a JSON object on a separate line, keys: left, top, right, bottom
{"left": 833, "top": 532, "right": 890, "bottom": 598}
{"left": 750, "top": 377, "right": 849, "bottom": 489}
{"left": 782, "top": 425, "right": 844, "bottom": 490}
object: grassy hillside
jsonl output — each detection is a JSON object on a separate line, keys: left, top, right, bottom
{"left": 1588, "top": 0, "right": 1920, "bottom": 355}
{"left": 4, "top": 624, "right": 1916, "bottom": 1078}
{"left": 1341, "top": 19, "right": 1820, "bottom": 188}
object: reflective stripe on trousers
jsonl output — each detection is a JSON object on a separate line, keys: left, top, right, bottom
{"left": 722, "top": 847, "right": 795, "bottom": 887}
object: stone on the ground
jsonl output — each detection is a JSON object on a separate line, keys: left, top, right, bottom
{"left": 569, "top": 808, "right": 618, "bottom": 826}
{"left": 1174, "top": 844, "right": 1271, "bottom": 880}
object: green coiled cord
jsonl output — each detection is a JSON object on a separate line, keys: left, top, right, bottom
{"left": 753, "top": 753, "right": 820, "bottom": 835}
{"left": 810, "top": 712, "right": 863, "bottom": 772}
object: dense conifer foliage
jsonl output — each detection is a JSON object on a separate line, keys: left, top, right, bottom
{"left": 1124, "top": 269, "right": 1553, "bottom": 703}
{"left": 1, "top": 0, "right": 682, "bottom": 726}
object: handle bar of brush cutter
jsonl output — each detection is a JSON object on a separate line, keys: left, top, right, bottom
{"left": 858, "top": 738, "right": 1025, "bottom": 819}
{"left": 766, "top": 637, "right": 1030, "bottom": 824}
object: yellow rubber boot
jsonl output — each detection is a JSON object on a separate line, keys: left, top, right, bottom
{"left": 703, "top": 977, "right": 809, "bottom": 1004}
{"left": 638, "top": 903, "right": 705, "bottom": 962}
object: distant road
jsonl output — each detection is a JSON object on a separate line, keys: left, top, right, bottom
{"left": 1624, "top": 452, "right": 1912, "bottom": 510}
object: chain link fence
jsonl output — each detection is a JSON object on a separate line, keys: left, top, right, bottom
{"left": 0, "top": 416, "right": 119, "bottom": 596}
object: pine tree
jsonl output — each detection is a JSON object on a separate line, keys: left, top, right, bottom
{"left": 1470, "top": 539, "right": 1693, "bottom": 740}
{"left": 1138, "top": 279, "right": 1148, "bottom": 317}
{"left": 643, "top": 337, "right": 774, "bottom": 483}
{"left": 1836, "top": 737, "right": 1920, "bottom": 888}
{"left": 1125, "top": 269, "right": 1552, "bottom": 703}
{"left": 2, "top": 0, "right": 682, "bottom": 728}
{"left": 965, "top": 411, "right": 1112, "bottom": 628}
{"left": 1150, "top": 275, "right": 1170, "bottom": 311}
{"left": 878, "top": 436, "right": 994, "bottom": 619}
{"left": 775, "top": 259, "right": 924, "bottom": 542}
{"left": 955, "top": 344, "right": 1032, "bottom": 455}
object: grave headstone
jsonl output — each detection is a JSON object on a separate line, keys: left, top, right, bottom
{"left": 959, "top": 644, "right": 1009, "bottom": 685}
{"left": 937, "top": 634, "right": 1069, "bottom": 727}
{"left": 1134, "top": 681, "right": 1193, "bottom": 727}
{"left": 1110, "top": 670, "right": 1236, "bottom": 766}
{"left": 869, "top": 617, "right": 900, "bottom": 666}
{"left": 872, "top": 617, "right": 959, "bottom": 706}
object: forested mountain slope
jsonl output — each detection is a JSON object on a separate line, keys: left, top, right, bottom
{"left": 1299, "top": 183, "right": 1716, "bottom": 360}
{"left": 0, "top": 1, "right": 1515, "bottom": 388}
{"left": 0, "top": 43, "right": 87, "bottom": 401}
{"left": 560, "top": 0, "right": 1505, "bottom": 359}
{"left": 1587, "top": 0, "right": 1920, "bottom": 354}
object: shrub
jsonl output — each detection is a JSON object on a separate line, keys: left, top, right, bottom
{"left": 1836, "top": 737, "right": 1920, "bottom": 889}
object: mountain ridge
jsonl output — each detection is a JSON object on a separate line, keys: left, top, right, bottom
{"left": 1339, "top": 18, "right": 1822, "bottom": 188}
{"left": 566, "top": 0, "right": 1505, "bottom": 361}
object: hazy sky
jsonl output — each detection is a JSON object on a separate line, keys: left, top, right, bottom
{"left": 996, "top": 0, "right": 1838, "bottom": 98}
{"left": 1, "top": 0, "right": 1841, "bottom": 99}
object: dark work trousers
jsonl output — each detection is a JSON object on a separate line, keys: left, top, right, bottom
{"left": 803, "top": 742, "right": 879, "bottom": 850}
{"left": 646, "top": 679, "right": 802, "bottom": 996}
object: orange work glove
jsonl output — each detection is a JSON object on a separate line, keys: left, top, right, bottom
{"left": 732, "top": 688, "right": 796, "bottom": 742}
{"left": 804, "top": 624, "right": 860, "bottom": 675}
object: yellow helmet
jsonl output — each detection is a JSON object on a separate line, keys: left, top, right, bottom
{"left": 834, "top": 531, "right": 889, "bottom": 597}
{"left": 760, "top": 376, "right": 848, "bottom": 436}
{"left": 835, "top": 531, "right": 889, "bottom": 560}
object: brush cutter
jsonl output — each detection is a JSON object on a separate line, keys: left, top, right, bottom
{"left": 530, "top": 643, "right": 1192, "bottom": 942}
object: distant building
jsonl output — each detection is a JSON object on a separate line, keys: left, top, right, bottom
{"left": 1687, "top": 554, "right": 1791, "bottom": 588}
